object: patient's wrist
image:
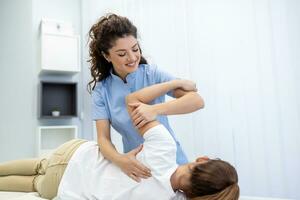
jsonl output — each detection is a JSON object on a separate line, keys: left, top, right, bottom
{"left": 152, "top": 103, "right": 165, "bottom": 116}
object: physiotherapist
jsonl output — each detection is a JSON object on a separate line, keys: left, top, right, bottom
{"left": 88, "top": 13, "right": 204, "bottom": 182}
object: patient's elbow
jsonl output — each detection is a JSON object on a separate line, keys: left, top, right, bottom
{"left": 194, "top": 93, "right": 205, "bottom": 110}
{"left": 198, "top": 99, "right": 205, "bottom": 109}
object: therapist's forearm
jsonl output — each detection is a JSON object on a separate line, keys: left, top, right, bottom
{"left": 96, "top": 120, "right": 123, "bottom": 164}
{"left": 98, "top": 137, "right": 123, "bottom": 164}
{"left": 153, "top": 92, "right": 203, "bottom": 115}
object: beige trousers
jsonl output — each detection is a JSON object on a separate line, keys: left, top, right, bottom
{"left": 0, "top": 139, "right": 87, "bottom": 199}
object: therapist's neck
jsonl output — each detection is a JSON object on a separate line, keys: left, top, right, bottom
{"left": 112, "top": 68, "right": 128, "bottom": 82}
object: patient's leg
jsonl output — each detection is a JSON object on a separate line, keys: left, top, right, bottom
{"left": 0, "top": 158, "right": 47, "bottom": 192}
{"left": 0, "top": 158, "right": 47, "bottom": 176}
{"left": 0, "top": 175, "right": 35, "bottom": 192}
{"left": 35, "top": 139, "right": 86, "bottom": 199}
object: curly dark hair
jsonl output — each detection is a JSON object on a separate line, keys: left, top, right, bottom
{"left": 185, "top": 159, "right": 239, "bottom": 200}
{"left": 87, "top": 13, "right": 147, "bottom": 93}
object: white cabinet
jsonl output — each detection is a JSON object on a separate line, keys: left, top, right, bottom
{"left": 37, "top": 125, "right": 78, "bottom": 157}
{"left": 40, "top": 19, "right": 80, "bottom": 74}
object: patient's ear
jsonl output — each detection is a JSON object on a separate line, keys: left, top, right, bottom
{"left": 196, "top": 156, "right": 209, "bottom": 163}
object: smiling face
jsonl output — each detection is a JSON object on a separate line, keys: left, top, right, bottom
{"left": 103, "top": 35, "right": 141, "bottom": 80}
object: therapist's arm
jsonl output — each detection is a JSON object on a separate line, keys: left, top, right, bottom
{"left": 96, "top": 120, "right": 118, "bottom": 162}
{"left": 96, "top": 120, "right": 151, "bottom": 182}
{"left": 128, "top": 80, "right": 204, "bottom": 128}
{"left": 126, "top": 79, "right": 200, "bottom": 134}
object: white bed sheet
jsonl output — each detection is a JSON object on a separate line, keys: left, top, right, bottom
{"left": 0, "top": 192, "right": 47, "bottom": 200}
{"left": 0, "top": 192, "right": 294, "bottom": 200}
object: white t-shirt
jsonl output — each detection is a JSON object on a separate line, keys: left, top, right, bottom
{"left": 57, "top": 124, "right": 186, "bottom": 200}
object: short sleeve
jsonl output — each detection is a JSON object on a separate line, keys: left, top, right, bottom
{"left": 137, "top": 125, "right": 177, "bottom": 177}
{"left": 91, "top": 84, "right": 109, "bottom": 120}
{"left": 150, "top": 65, "right": 177, "bottom": 97}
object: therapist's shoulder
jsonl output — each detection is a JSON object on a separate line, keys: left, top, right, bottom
{"left": 91, "top": 82, "right": 103, "bottom": 97}
{"left": 139, "top": 63, "right": 158, "bottom": 74}
{"left": 91, "top": 79, "right": 111, "bottom": 102}
{"left": 139, "top": 63, "right": 175, "bottom": 83}
{"left": 92, "top": 77, "right": 111, "bottom": 93}
{"left": 138, "top": 63, "right": 166, "bottom": 79}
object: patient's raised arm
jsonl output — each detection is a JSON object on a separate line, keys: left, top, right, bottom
{"left": 126, "top": 80, "right": 180, "bottom": 105}
{"left": 125, "top": 79, "right": 194, "bottom": 135}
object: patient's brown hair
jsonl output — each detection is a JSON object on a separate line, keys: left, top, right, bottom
{"left": 185, "top": 159, "right": 239, "bottom": 200}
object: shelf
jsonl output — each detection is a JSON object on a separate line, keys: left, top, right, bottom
{"left": 40, "top": 82, "right": 77, "bottom": 118}
{"left": 40, "top": 19, "right": 80, "bottom": 74}
{"left": 39, "top": 115, "right": 77, "bottom": 119}
{"left": 37, "top": 125, "right": 78, "bottom": 157}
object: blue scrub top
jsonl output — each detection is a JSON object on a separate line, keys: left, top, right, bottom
{"left": 92, "top": 64, "right": 188, "bottom": 164}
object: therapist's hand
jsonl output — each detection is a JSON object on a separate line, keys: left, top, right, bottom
{"left": 118, "top": 144, "right": 152, "bottom": 182}
{"left": 128, "top": 103, "right": 157, "bottom": 128}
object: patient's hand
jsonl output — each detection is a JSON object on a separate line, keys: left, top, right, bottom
{"left": 117, "top": 144, "right": 152, "bottom": 182}
{"left": 128, "top": 102, "right": 157, "bottom": 128}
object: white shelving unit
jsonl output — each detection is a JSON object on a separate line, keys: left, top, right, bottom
{"left": 40, "top": 19, "right": 80, "bottom": 74}
{"left": 37, "top": 125, "right": 78, "bottom": 157}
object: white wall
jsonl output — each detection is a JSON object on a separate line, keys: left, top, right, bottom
{"left": 0, "top": 0, "right": 83, "bottom": 162}
{"left": 82, "top": 0, "right": 300, "bottom": 199}
{"left": 0, "top": 0, "right": 36, "bottom": 162}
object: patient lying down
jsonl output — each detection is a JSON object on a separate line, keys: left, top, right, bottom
{"left": 0, "top": 80, "right": 239, "bottom": 200}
